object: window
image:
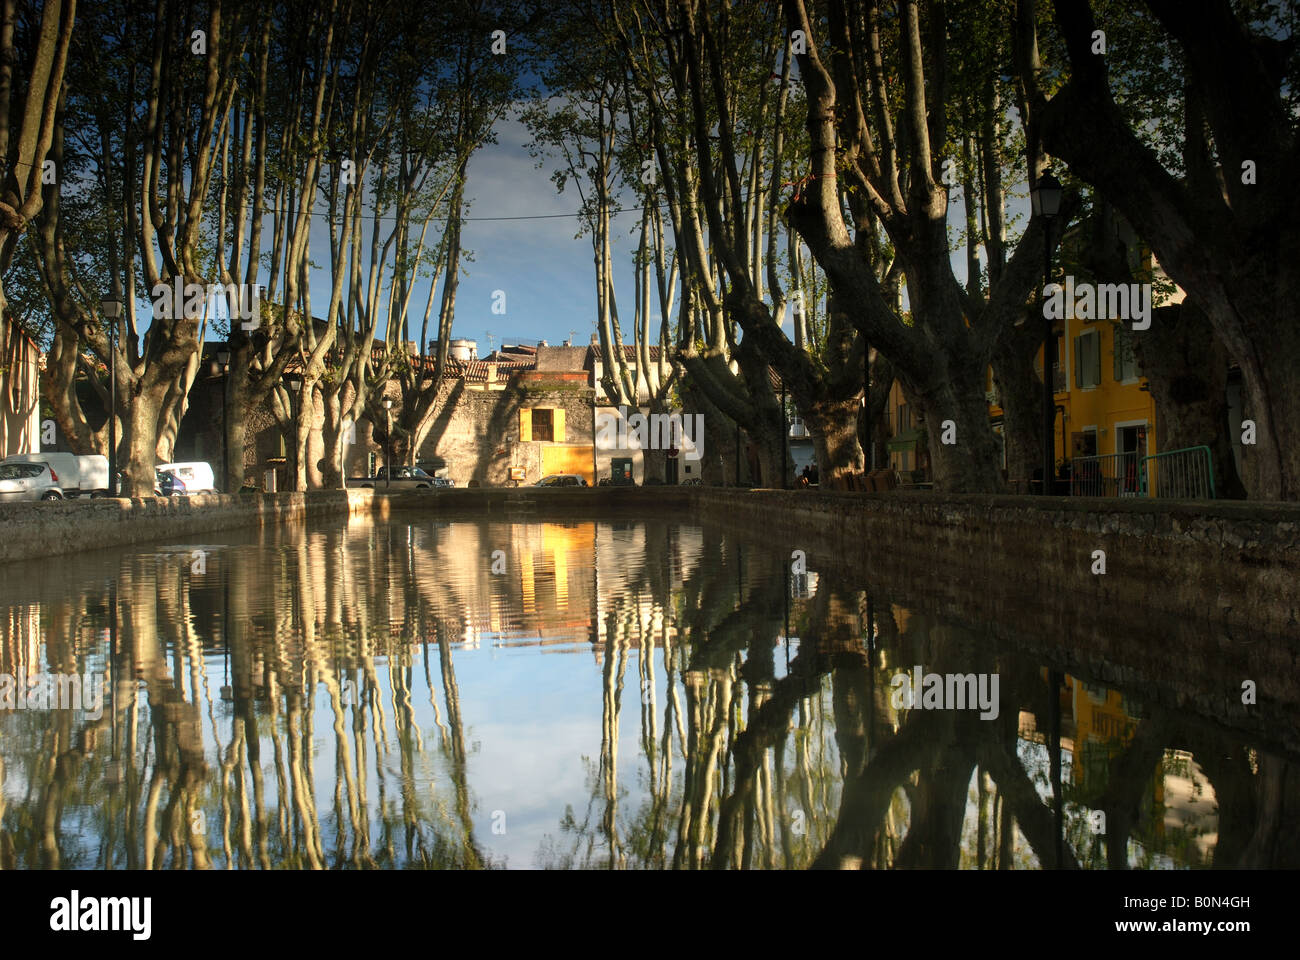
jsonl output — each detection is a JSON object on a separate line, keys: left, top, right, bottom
{"left": 531, "top": 408, "right": 553, "bottom": 441}
{"left": 1074, "top": 330, "right": 1101, "bottom": 389}
{"left": 897, "top": 403, "right": 911, "bottom": 433}
{"left": 1113, "top": 326, "right": 1140, "bottom": 382}
{"left": 521, "top": 407, "right": 566, "bottom": 442}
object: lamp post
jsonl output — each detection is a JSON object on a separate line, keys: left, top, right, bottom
{"left": 100, "top": 293, "right": 123, "bottom": 493}
{"left": 285, "top": 377, "right": 304, "bottom": 491}
{"left": 1030, "top": 170, "right": 1063, "bottom": 495}
{"left": 734, "top": 421, "right": 740, "bottom": 487}
{"left": 780, "top": 379, "right": 788, "bottom": 490}
{"left": 216, "top": 346, "right": 231, "bottom": 493}
{"left": 383, "top": 397, "right": 393, "bottom": 491}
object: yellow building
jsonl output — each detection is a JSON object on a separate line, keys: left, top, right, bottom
{"left": 887, "top": 296, "right": 1166, "bottom": 489}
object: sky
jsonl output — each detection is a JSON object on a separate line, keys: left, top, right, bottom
{"left": 289, "top": 108, "right": 648, "bottom": 357}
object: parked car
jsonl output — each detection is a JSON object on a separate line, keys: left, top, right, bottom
{"left": 1, "top": 452, "right": 107, "bottom": 497}
{"left": 0, "top": 461, "right": 65, "bottom": 501}
{"left": 111, "top": 470, "right": 186, "bottom": 496}
{"left": 431, "top": 477, "right": 455, "bottom": 489}
{"left": 157, "top": 461, "right": 216, "bottom": 494}
{"left": 158, "top": 471, "right": 186, "bottom": 496}
{"left": 346, "top": 466, "right": 436, "bottom": 489}
{"left": 533, "top": 474, "right": 588, "bottom": 488}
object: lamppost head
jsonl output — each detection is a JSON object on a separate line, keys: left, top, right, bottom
{"left": 383, "top": 398, "right": 393, "bottom": 411}
{"left": 1031, "top": 170, "right": 1064, "bottom": 220}
{"left": 216, "top": 347, "right": 231, "bottom": 371}
{"left": 100, "top": 297, "right": 123, "bottom": 320}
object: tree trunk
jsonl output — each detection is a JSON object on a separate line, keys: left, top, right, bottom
{"left": 319, "top": 390, "right": 345, "bottom": 489}
{"left": 1137, "top": 304, "right": 1246, "bottom": 499}
{"left": 225, "top": 391, "right": 250, "bottom": 492}
{"left": 123, "top": 392, "right": 163, "bottom": 497}
{"left": 748, "top": 427, "right": 785, "bottom": 489}
{"left": 992, "top": 323, "right": 1045, "bottom": 492}
{"left": 807, "top": 395, "right": 865, "bottom": 485}
{"left": 912, "top": 362, "right": 1006, "bottom": 494}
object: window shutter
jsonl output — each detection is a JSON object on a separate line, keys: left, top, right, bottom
{"left": 1113, "top": 328, "right": 1122, "bottom": 382}
{"left": 1089, "top": 334, "right": 1101, "bottom": 387}
{"left": 1074, "top": 336, "right": 1083, "bottom": 389}
{"left": 519, "top": 408, "right": 531, "bottom": 442}
{"left": 553, "top": 407, "right": 565, "bottom": 442}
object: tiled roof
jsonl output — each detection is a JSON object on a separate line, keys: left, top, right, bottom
{"left": 619, "top": 344, "right": 663, "bottom": 362}
{"left": 446, "top": 357, "right": 532, "bottom": 382}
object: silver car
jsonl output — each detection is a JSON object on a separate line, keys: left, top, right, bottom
{"left": 0, "top": 461, "right": 65, "bottom": 501}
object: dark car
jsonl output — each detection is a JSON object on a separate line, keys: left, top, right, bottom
{"left": 534, "top": 474, "right": 588, "bottom": 487}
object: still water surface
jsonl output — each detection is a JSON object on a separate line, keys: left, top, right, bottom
{"left": 0, "top": 516, "right": 1291, "bottom": 868}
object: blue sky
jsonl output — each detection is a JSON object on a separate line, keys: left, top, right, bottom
{"left": 286, "top": 109, "right": 642, "bottom": 356}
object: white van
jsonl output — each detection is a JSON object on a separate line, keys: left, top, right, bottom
{"left": 75, "top": 455, "right": 110, "bottom": 496}
{"left": 2, "top": 452, "right": 110, "bottom": 497}
{"left": 157, "top": 461, "right": 216, "bottom": 494}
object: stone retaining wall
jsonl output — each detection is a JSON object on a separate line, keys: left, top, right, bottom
{"left": 2, "top": 486, "right": 1295, "bottom": 638}
{"left": 687, "top": 489, "right": 1300, "bottom": 639}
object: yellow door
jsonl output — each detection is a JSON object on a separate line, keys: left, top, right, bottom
{"left": 541, "top": 445, "right": 593, "bottom": 485}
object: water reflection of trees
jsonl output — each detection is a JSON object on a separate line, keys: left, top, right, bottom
{"left": 0, "top": 524, "right": 498, "bottom": 869}
{"left": 0, "top": 519, "right": 1297, "bottom": 869}
{"left": 531, "top": 540, "right": 1300, "bottom": 870}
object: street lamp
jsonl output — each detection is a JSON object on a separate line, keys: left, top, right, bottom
{"left": 780, "top": 376, "right": 788, "bottom": 490}
{"left": 1030, "top": 170, "right": 1064, "bottom": 496}
{"left": 383, "top": 397, "right": 393, "bottom": 491}
{"left": 100, "top": 293, "right": 123, "bottom": 494}
{"left": 216, "top": 346, "right": 231, "bottom": 493}
{"left": 286, "top": 377, "right": 304, "bottom": 490}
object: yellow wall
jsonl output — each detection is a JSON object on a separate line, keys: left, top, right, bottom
{"left": 1045, "top": 317, "right": 1158, "bottom": 468}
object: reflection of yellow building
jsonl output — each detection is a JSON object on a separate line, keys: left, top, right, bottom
{"left": 1063, "top": 674, "right": 1221, "bottom": 862}
{"left": 518, "top": 523, "right": 593, "bottom": 619}
{"left": 1067, "top": 675, "right": 1142, "bottom": 796}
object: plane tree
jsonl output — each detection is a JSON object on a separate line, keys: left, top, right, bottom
{"left": 782, "top": 0, "right": 1076, "bottom": 492}
{"left": 1016, "top": 0, "right": 1300, "bottom": 499}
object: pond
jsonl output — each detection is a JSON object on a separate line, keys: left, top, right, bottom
{"left": 0, "top": 515, "right": 1293, "bottom": 868}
